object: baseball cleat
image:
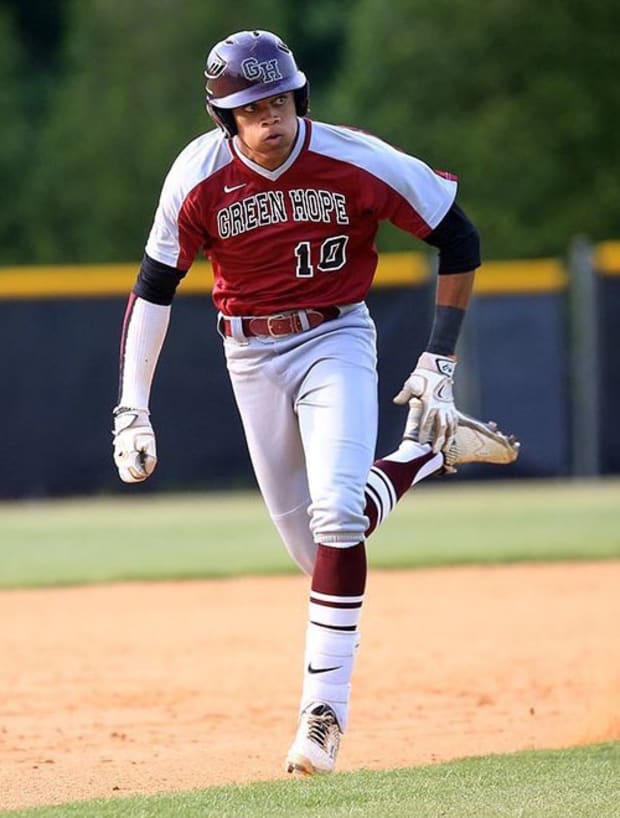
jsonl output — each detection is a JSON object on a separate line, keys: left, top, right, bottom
{"left": 285, "top": 702, "right": 342, "bottom": 776}
{"left": 444, "top": 411, "right": 520, "bottom": 469}
{"left": 403, "top": 398, "right": 520, "bottom": 470}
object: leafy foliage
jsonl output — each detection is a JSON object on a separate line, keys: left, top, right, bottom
{"left": 0, "top": 0, "right": 618, "bottom": 262}
{"left": 23, "top": 0, "right": 292, "bottom": 262}
{"left": 326, "top": 0, "right": 620, "bottom": 256}
{"left": 0, "top": 10, "right": 31, "bottom": 263}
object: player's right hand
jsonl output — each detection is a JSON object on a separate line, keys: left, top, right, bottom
{"left": 112, "top": 406, "right": 157, "bottom": 483}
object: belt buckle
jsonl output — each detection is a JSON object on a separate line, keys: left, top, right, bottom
{"left": 267, "top": 313, "right": 305, "bottom": 336}
{"left": 266, "top": 313, "right": 289, "bottom": 337}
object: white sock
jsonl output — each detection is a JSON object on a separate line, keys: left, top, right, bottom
{"left": 384, "top": 438, "right": 432, "bottom": 463}
{"left": 300, "top": 622, "right": 361, "bottom": 731}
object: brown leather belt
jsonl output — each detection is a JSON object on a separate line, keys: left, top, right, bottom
{"left": 220, "top": 307, "right": 341, "bottom": 338}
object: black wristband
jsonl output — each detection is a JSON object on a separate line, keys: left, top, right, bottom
{"left": 427, "top": 305, "right": 465, "bottom": 356}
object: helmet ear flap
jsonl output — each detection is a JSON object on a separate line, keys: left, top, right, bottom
{"left": 294, "top": 82, "right": 310, "bottom": 116}
{"left": 207, "top": 103, "right": 237, "bottom": 138}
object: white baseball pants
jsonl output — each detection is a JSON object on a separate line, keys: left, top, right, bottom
{"left": 222, "top": 303, "right": 378, "bottom": 574}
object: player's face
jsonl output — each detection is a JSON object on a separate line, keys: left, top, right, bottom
{"left": 233, "top": 92, "right": 298, "bottom": 170}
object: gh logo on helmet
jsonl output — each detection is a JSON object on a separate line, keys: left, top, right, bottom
{"left": 241, "top": 58, "right": 283, "bottom": 83}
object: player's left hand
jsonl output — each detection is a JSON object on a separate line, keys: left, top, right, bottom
{"left": 112, "top": 406, "right": 157, "bottom": 483}
{"left": 393, "top": 351, "right": 458, "bottom": 453}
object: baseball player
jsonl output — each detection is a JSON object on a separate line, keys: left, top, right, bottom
{"left": 113, "top": 30, "right": 519, "bottom": 776}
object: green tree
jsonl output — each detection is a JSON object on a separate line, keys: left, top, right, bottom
{"left": 26, "top": 0, "right": 293, "bottom": 263}
{"left": 327, "top": 0, "right": 620, "bottom": 257}
{"left": 2, "top": 1, "right": 371, "bottom": 264}
{"left": 0, "top": 10, "right": 30, "bottom": 263}
{"left": 284, "top": 0, "right": 357, "bottom": 112}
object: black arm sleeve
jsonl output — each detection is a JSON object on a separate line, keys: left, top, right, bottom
{"left": 423, "top": 203, "right": 481, "bottom": 274}
{"left": 132, "top": 253, "right": 188, "bottom": 306}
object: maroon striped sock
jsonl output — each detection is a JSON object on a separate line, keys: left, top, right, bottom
{"left": 364, "top": 449, "right": 441, "bottom": 537}
{"left": 311, "top": 542, "right": 366, "bottom": 597}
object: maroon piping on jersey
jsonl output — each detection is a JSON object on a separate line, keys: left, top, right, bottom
{"left": 117, "top": 292, "right": 137, "bottom": 403}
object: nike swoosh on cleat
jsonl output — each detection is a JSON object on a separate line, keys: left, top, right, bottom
{"left": 307, "top": 663, "right": 342, "bottom": 675}
{"left": 224, "top": 183, "right": 247, "bottom": 193}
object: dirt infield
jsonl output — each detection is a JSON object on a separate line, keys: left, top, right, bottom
{"left": 1, "top": 561, "right": 619, "bottom": 810}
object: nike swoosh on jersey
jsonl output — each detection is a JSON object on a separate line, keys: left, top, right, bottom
{"left": 307, "top": 663, "right": 342, "bottom": 675}
{"left": 224, "top": 183, "right": 247, "bottom": 193}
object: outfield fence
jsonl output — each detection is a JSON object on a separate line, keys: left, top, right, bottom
{"left": 1, "top": 239, "right": 618, "bottom": 498}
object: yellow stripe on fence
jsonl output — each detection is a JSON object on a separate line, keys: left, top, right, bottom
{"left": 474, "top": 258, "right": 568, "bottom": 295}
{"left": 2, "top": 246, "right": 619, "bottom": 300}
{"left": 374, "top": 252, "right": 429, "bottom": 286}
{"left": 0, "top": 264, "right": 138, "bottom": 299}
{"left": 594, "top": 241, "right": 620, "bottom": 275}
{"left": 0, "top": 262, "right": 214, "bottom": 299}
{"left": 0, "top": 254, "right": 429, "bottom": 299}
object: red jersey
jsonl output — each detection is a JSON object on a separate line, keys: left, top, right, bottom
{"left": 145, "top": 118, "right": 457, "bottom": 316}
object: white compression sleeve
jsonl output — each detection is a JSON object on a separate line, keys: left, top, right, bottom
{"left": 118, "top": 296, "right": 171, "bottom": 410}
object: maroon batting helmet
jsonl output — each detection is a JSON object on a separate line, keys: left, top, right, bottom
{"left": 204, "top": 30, "right": 309, "bottom": 138}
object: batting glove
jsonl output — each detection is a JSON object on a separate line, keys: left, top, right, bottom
{"left": 112, "top": 406, "right": 157, "bottom": 483}
{"left": 393, "top": 351, "right": 458, "bottom": 453}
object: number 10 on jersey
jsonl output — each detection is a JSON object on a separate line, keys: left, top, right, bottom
{"left": 294, "top": 235, "right": 349, "bottom": 278}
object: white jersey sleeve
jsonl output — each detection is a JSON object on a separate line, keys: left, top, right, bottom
{"left": 145, "top": 130, "right": 233, "bottom": 270}
{"left": 309, "top": 123, "right": 457, "bottom": 236}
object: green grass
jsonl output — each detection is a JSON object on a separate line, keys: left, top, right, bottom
{"left": 1, "top": 479, "right": 619, "bottom": 588}
{"left": 2, "top": 483, "right": 618, "bottom": 816}
{"left": 2, "top": 742, "right": 618, "bottom": 818}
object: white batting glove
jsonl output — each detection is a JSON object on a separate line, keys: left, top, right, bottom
{"left": 112, "top": 406, "right": 157, "bottom": 483}
{"left": 393, "top": 351, "right": 458, "bottom": 453}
